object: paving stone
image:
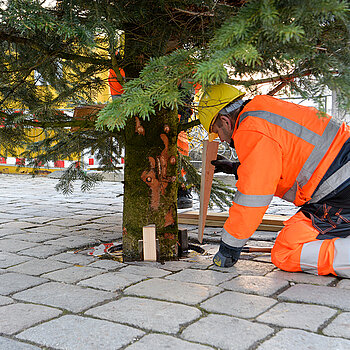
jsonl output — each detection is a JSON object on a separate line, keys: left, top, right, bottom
{"left": 52, "top": 217, "right": 89, "bottom": 227}
{"left": 125, "top": 278, "right": 222, "bottom": 305}
{"left": 5, "top": 209, "right": 42, "bottom": 217}
{"left": 118, "top": 265, "right": 172, "bottom": 278}
{"left": 0, "top": 238, "right": 39, "bottom": 252}
{"left": 22, "top": 216, "right": 57, "bottom": 224}
{"left": 322, "top": 312, "right": 350, "bottom": 339}
{"left": 77, "top": 222, "right": 107, "bottom": 230}
{"left": 126, "top": 334, "right": 214, "bottom": 350}
{"left": 13, "top": 282, "right": 115, "bottom": 312}
{"left": 99, "top": 225, "right": 122, "bottom": 234}
{"left": 219, "top": 275, "right": 289, "bottom": 296}
{"left": 17, "top": 315, "right": 144, "bottom": 350}
{"left": 182, "top": 256, "right": 214, "bottom": 270}
{"left": 22, "top": 211, "right": 68, "bottom": 219}
{"left": 101, "top": 224, "right": 123, "bottom": 231}
{"left": 72, "top": 203, "right": 116, "bottom": 210}
{"left": 5, "top": 175, "right": 349, "bottom": 349}
{"left": 72, "top": 229, "right": 121, "bottom": 240}
{"left": 250, "top": 230, "right": 278, "bottom": 241}
{"left": 266, "top": 270, "right": 337, "bottom": 286}
{"left": 337, "top": 279, "right": 350, "bottom": 289}
{"left": 7, "top": 233, "right": 63, "bottom": 243}
{"left": 256, "top": 302, "right": 337, "bottom": 331}
{"left": 49, "top": 252, "right": 97, "bottom": 265}
{"left": 166, "top": 268, "right": 237, "bottom": 286}
{"left": 156, "top": 260, "right": 193, "bottom": 272}
{"left": 78, "top": 271, "right": 146, "bottom": 291}
{"left": 91, "top": 215, "right": 122, "bottom": 225}
{"left": 203, "top": 245, "right": 221, "bottom": 257}
{"left": 0, "top": 217, "right": 10, "bottom": 225}
{"left": 128, "top": 260, "right": 193, "bottom": 272}
{"left": 181, "top": 314, "right": 273, "bottom": 350}
{"left": 87, "top": 296, "right": 202, "bottom": 333}
{"left": 69, "top": 213, "right": 100, "bottom": 220}
{"left": 278, "top": 284, "right": 350, "bottom": 311}
{"left": 0, "top": 213, "right": 22, "bottom": 221}
{"left": 200, "top": 291, "right": 277, "bottom": 318}
{"left": 44, "top": 235, "right": 97, "bottom": 248}
{"left": 88, "top": 259, "right": 126, "bottom": 270}
{"left": 0, "top": 221, "right": 37, "bottom": 230}
{"left": 0, "top": 303, "right": 62, "bottom": 335}
{"left": 42, "top": 265, "right": 105, "bottom": 283}
{"left": 210, "top": 259, "right": 275, "bottom": 275}
{"left": 0, "top": 252, "right": 30, "bottom": 268}
{"left": 253, "top": 255, "right": 272, "bottom": 263}
{"left": 18, "top": 244, "right": 67, "bottom": 258}
{"left": 257, "top": 328, "right": 350, "bottom": 350}
{"left": 7, "top": 258, "right": 72, "bottom": 276}
{"left": 0, "top": 230, "right": 12, "bottom": 238}
{"left": 0, "top": 273, "right": 48, "bottom": 295}
{"left": 25, "top": 225, "right": 70, "bottom": 235}
{"left": 0, "top": 295, "right": 13, "bottom": 306}
{"left": 0, "top": 337, "right": 40, "bottom": 350}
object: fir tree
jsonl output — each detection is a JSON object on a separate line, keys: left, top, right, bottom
{"left": 0, "top": 0, "right": 235, "bottom": 260}
{"left": 1, "top": 0, "right": 349, "bottom": 260}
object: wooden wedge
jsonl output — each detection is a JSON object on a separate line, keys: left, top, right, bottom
{"left": 198, "top": 140, "right": 219, "bottom": 243}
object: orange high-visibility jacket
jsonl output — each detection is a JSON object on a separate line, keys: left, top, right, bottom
{"left": 108, "top": 68, "right": 125, "bottom": 96}
{"left": 224, "top": 95, "right": 350, "bottom": 240}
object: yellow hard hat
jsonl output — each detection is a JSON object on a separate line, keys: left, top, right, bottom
{"left": 197, "top": 84, "right": 245, "bottom": 139}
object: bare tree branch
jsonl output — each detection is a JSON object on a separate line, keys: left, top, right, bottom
{"left": 173, "top": 7, "right": 214, "bottom": 17}
{"left": 227, "top": 69, "right": 312, "bottom": 88}
{"left": 0, "top": 31, "right": 112, "bottom": 67}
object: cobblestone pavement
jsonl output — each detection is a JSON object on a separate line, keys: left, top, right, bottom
{"left": 0, "top": 174, "right": 349, "bottom": 350}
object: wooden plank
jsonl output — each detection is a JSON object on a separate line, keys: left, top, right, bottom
{"left": 143, "top": 224, "right": 157, "bottom": 261}
{"left": 198, "top": 140, "right": 219, "bottom": 243}
{"left": 73, "top": 105, "right": 105, "bottom": 120}
{"left": 179, "top": 211, "right": 289, "bottom": 231}
{"left": 182, "top": 210, "right": 287, "bottom": 222}
{"left": 178, "top": 218, "right": 282, "bottom": 231}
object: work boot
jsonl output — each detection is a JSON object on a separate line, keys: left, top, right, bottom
{"left": 177, "top": 187, "right": 193, "bottom": 209}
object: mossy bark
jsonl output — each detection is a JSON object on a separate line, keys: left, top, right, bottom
{"left": 122, "top": 107, "right": 179, "bottom": 261}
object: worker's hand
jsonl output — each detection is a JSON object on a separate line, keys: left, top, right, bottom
{"left": 213, "top": 240, "right": 242, "bottom": 268}
{"left": 211, "top": 154, "right": 240, "bottom": 178}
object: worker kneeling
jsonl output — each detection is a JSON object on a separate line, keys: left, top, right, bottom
{"left": 198, "top": 84, "right": 350, "bottom": 278}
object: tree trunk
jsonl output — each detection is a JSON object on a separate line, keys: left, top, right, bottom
{"left": 122, "top": 107, "right": 179, "bottom": 261}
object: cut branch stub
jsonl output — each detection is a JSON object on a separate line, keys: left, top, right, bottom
{"left": 135, "top": 116, "right": 145, "bottom": 135}
{"left": 164, "top": 207, "right": 175, "bottom": 227}
{"left": 159, "top": 134, "right": 169, "bottom": 186}
{"left": 141, "top": 157, "right": 160, "bottom": 210}
{"left": 141, "top": 133, "right": 174, "bottom": 210}
{"left": 164, "top": 124, "right": 170, "bottom": 133}
{"left": 123, "top": 227, "right": 127, "bottom": 236}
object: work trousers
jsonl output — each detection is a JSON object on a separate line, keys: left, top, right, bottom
{"left": 272, "top": 138, "right": 350, "bottom": 278}
{"left": 272, "top": 203, "right": 350, "bottom": 278}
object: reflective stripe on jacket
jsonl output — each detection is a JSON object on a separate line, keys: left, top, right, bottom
{"left": 177, "top": 130, "right": 189, "bottom": 156}
{"left": 224, "top": 95, "right": 350, "bottom": 240}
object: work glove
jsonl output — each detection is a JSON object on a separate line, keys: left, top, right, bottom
{"left": 213, "top": 240, "right": 242, "bottom": 268}
{"left": 211, "top": 154, "right": 240, "bottom": 178}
